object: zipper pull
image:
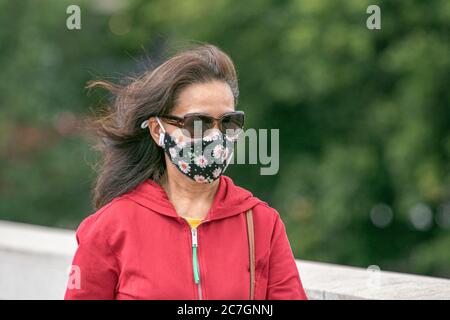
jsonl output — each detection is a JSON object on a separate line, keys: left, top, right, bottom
{"left": 191, "top": 228, "right": 198, "bottom": 247}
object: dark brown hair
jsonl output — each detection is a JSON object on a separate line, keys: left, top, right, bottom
{"left": 86, "top": 43, "right": 239, "bottom": 210}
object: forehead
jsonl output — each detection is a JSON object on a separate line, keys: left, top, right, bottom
{"left": 173, "top": 80, "right": 235, "bottom": 116}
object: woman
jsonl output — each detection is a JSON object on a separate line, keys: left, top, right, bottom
{"left": 64, "top": 44, "right": 308, "bottom": 300}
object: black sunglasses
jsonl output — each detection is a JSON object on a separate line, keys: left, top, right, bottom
{"left": 157, "top": 111, "right": 245, "bottom": 138}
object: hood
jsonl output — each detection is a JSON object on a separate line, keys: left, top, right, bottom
{"left": 125, "top": 175, "right": 266, "bottom": 223}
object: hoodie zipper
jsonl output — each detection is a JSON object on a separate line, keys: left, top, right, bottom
{"left": 182, "top": 217, "right": 210, "bottom": 300}
{"left": 191, "top": 227, "right": 203, "bottom": 300}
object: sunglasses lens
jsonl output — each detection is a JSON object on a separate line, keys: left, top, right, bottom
{"left": 222, "top": 113, "right": 244, "bottom": 136}
{"left": 183, "top": 115, "right": 214, "bottom": 138}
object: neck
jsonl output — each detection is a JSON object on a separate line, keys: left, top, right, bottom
{"left": 159, "top": 166, "right": 220, "bottom": 219}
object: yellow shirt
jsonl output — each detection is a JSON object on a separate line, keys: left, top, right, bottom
{"left": 184, "top": 216, "right": 204, "bottom": 229}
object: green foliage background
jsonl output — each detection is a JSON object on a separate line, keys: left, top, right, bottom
{"left": 0, "top": 0, "right": 449, "bottom": 277}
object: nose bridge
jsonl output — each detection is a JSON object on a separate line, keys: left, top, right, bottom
{"left": 212, "top": 118, "right": 221, "bottom": 130}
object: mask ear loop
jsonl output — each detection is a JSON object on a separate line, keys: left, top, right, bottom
{"left": 155, "top": 116, "right": 166, "bottom": 146}
{"left": 222, "top": 149, "right": 234, "bottom": 174}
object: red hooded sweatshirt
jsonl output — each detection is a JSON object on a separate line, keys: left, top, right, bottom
{"left": 64, "top": 175, "right": 308, "bottom": 300}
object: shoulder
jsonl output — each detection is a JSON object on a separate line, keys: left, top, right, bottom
{"left": 251, "top": 201, "right": 285, "bottom": 233}
{"left": 75, "top": 196, "right": 139, "bottom": 244}
{"left": 221, "top": 175, "right": 282, "bottom": 225}
{"left": 248, "top": 202, "right": 291, "bottom": 256}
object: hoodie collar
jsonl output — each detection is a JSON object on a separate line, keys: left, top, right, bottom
{"left": 125, "top": 175, "right": 265, "bottom": 223}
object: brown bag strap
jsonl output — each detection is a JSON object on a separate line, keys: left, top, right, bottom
{"left": 246, "top": 209, "right": 255, "bottom": 300}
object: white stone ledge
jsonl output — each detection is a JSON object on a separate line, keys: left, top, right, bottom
{"left": 1, "top": 220, "right": 449, "bottom": 300}
{"left": 0, "top": 220, "right": 77, "bottom": 257}
{"left": 0, "top": 220, "right": 77, "bottom": 299}
{"left": 296, "top": 260, "right": 450, "bottom": 300}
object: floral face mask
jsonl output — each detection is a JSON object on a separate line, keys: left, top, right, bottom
{"left": 155, "top": 117, "right": 235, "bottom": 183}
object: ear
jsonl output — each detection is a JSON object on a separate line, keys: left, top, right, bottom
{"left": 147, "top": 117, "right": 164, "bottom": 146}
